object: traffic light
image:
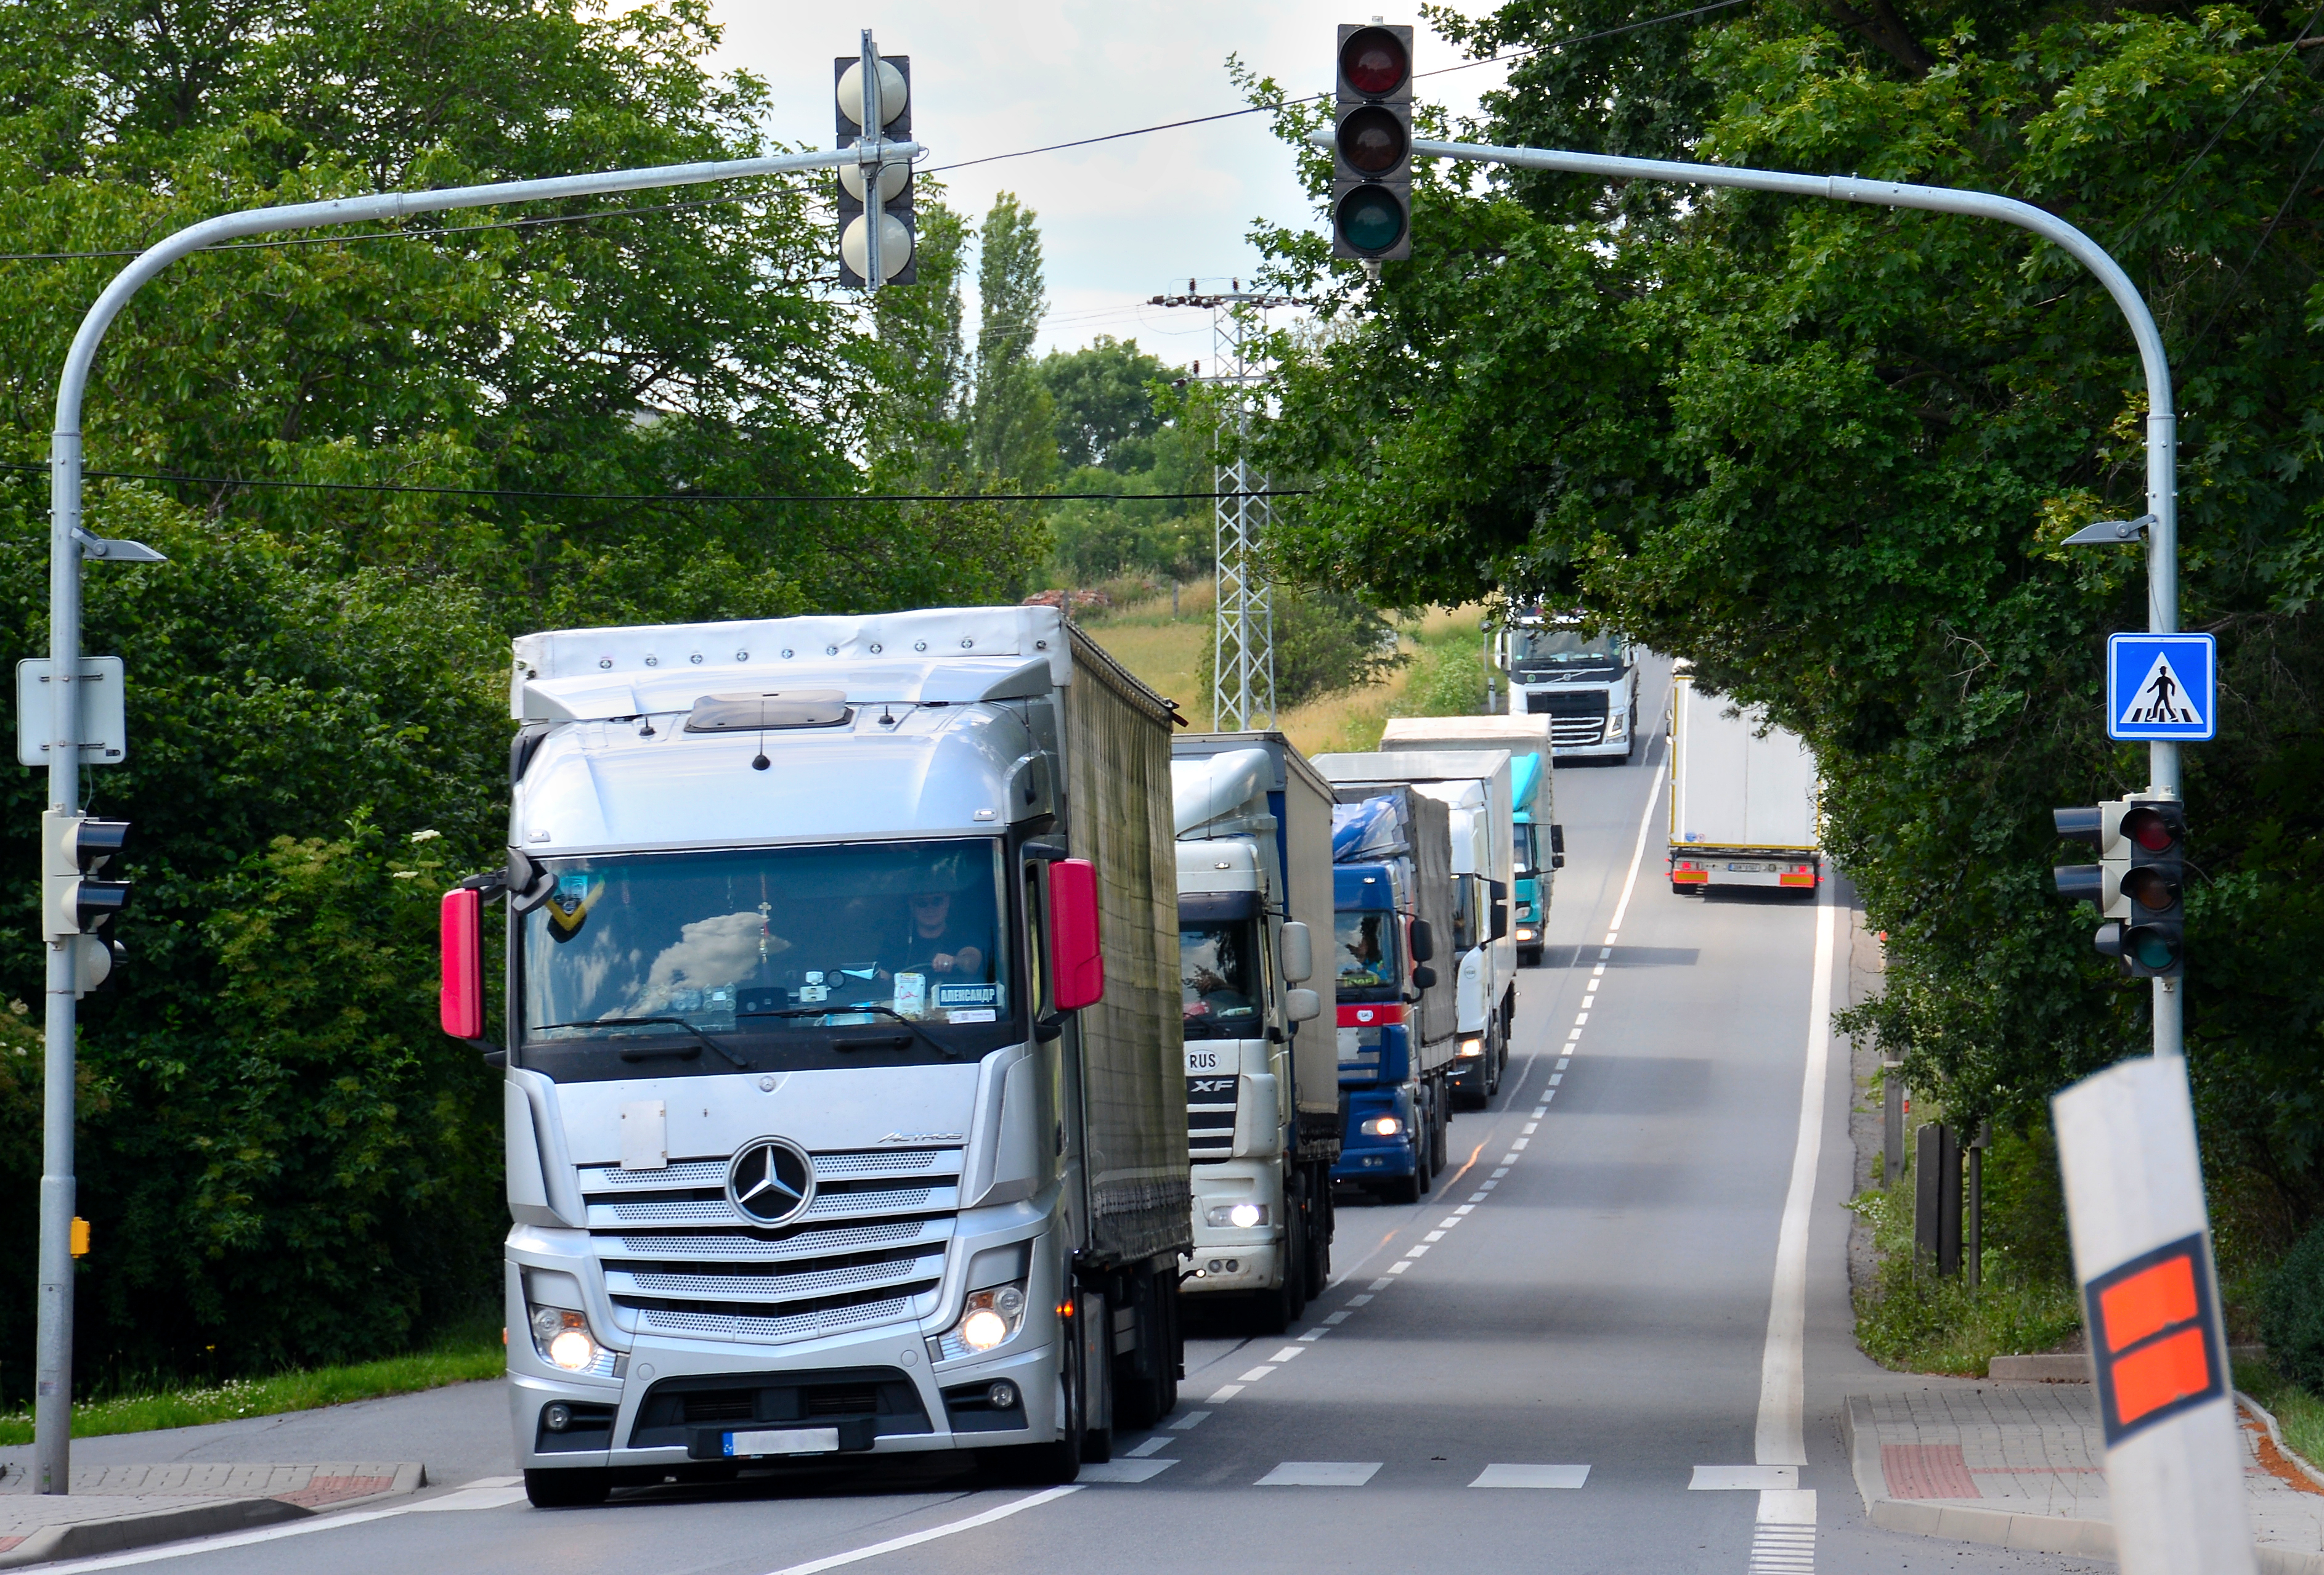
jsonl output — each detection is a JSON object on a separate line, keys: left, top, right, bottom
{"left": 43, "top": 811, "right": 129, "bottom": 996}
{"left": 1333, "top": 22, "right": 1413, "bottom": 261}
{"left": 834, "top": 40, "right": 916, "bottom": 287}
{"left": 2052, "top": 797, "right": 2185, "bottom": 979}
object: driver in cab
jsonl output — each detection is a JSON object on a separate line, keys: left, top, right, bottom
{"left": 901, "top": 890, "right": 987, "bottom": 978}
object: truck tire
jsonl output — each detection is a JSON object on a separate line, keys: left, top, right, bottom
{"left": 1429, "top": 1081, "right": 1449, "bottom": 1178}
{"left": 1080, "top": 1292, "right": 1115, "bottom": 1465}
{"left": 1384, "top": 1170, "right": 1422, "bottom": 1205}
{"left": 523, "top": 1468, "right": 611, "bottom": 1508}
{"left": 1303, "top": 1182, "right": 1332, "bottom": 1301}
{"left": 991, "top": 1324, "right": 1084, "bottom": 1484}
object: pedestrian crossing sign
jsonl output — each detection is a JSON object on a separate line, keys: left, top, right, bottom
{"left": 2107, "top": 633, "right": 2215, "bottom": 742}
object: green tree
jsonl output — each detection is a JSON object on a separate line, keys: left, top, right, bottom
{"left": 1246, "top": 1, "right": 2324, "bottom": 1226}
{"left": 1039, "top": 336, "right": 1174, "bottom": 472}
{"left": 968, "top": 191, "right": 1055, "bottom": 487}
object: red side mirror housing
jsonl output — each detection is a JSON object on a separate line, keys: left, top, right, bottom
{"left": 441, "top": 886, "right": 484, "bottom": 1040}
{"left": 1049, "top": 858, "right": 1105, "bottom": 1012}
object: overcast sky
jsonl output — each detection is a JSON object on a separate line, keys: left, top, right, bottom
{"left": 705, "top": 3, "right": 1499, "bottom": 364}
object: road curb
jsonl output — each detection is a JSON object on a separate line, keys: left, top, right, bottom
{"left": 1844, "top": 1394, "right": 2324, "bottom": 1572}
{"left": 0, "top": 1496, "right": 311, "bottom": 1568}
{"left": 0, "top": 1461, "right": 425, "bottom": 1568}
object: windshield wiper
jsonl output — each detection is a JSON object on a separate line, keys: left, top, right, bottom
{"left": 532, "top": 1017, "right": 750, "bottom": 1070}
{"left": 737, "top": 1004, "right": 960, "bottom": 1060}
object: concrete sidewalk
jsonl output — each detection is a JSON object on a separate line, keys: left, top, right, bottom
{"left": 1844, "top": 1380, "right": 2324, "bottom": 1571}
{"left": 0, "top": 1461, "right": 422, "bottom": 1567}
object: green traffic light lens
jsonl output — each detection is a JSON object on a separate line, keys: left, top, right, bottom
{"left": 1336, "top": 185, "right": 1407, "bottom": 254}
{"left": 1338, "top": 105, "right": 1408, "bottom": 174}
{"left": 2131, "top": 931, "right": 2180, "bottom": 970}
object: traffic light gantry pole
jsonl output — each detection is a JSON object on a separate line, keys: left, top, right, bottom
{"left": 35, "top": 115, "right": 920, "bottom": 1497}
{"left": 1312, "top": 126, "right": 2185, "bottom": 1063}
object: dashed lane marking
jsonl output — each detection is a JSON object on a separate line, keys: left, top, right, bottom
{"left": 1168, "top": 1409, "right": 1211, "bottom": 1430}
{"left": 1124, "top": 1435, "right": 1172, "bottom": 1457}
{"left": 1237, "top": 1366, "right": 1276, "bottom": 1382}
{"left": 1079, "top": 1459, "right": 1177, "bottom": 1484}
{"left": 1206, "top": 1384, "right": 1244, "bottom": 1402}
{"left": 1469, "top": 1464, "right": 1591, "bottom": 1489}
{"left": 1256, "top": 1462, "right": 1383, "bottom": 1487}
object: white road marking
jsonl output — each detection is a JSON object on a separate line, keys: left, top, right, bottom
{"left": 1424, "top": 1230, "right": 1445, "bottom": 1242}
{"left": 1207, "top": 1384, "right": 1245, "bottom": 1402}
{"left": 31, "top": 1476, "right": 546, "bottom": 1571}
{"left": 1078, "top": 1459, "right": 1176, "bottom": 1484}
{"left": 1756, "top": 887, "right": 1836, "bottom": 1469}
{"left": 1124, "top": 1435, "right": 1172, "bottom": 1457}
{"left": 1592, "top": 963, "right": 1606, "bottom": 977}
{"left": 1574, "top": 1012, "right": 1589, "bottom": 1025}
{"left": 1269, "top": 1346, "right": 1304, "bottom": 1362}
{"left": 1599, "top": 947, "right": 1612, "bottom": 960}
{"left": 1523, "top": 1122, "right": 1540, "bottom": 1135}
{"left": 1324, "top": 1309, "right": 1353, "bottom": 1322}
{"left": 1237, "top": 1365, "right": 1276, "bottom": 1382}
{"left": 1492, "top": 1167, "right": 1510, "bottom": 1178}
{"left": 1404, "top": 1244, "right": 1429, "bottom": 1258}
{"left": 1346, "top": 1294, "right": 1373, "bottom": 1306}
{"left": 1470, "top": 1463, "right": 1591, "bottom": 1489}
{"left": 1567, "top": 1028, "right": 1582, "bottom": 1041}
{"left": 410, "top": 1484, "right": 529, "bottom": 1512}
{"left": 1691, "top": 1465, "right": 1798, "bottom": 1491}
{"left": 1534, "top": 1104, "right": 1550, "bottom": 1116}
{"left": 1500, "top": 1153, "right": 1521, "bottom": 1165}
{"left": 1750, "top": 1489, "right": 1818, "bottom": 1573}
{"left": 761, "top": 1487, "right": 1083, "bottom": 1574}
{"left": 1368, "top": 1276, "right": 1395, "bottom": 1288}
{"left": 1256, "top": 1461, "right": 1383, "bottom": 1487}
{"left": 1511, "top": 1138, "right": 1530, "bottom": 1150}
{"left": 1469, "top": 1190, "right": 1490, "bottom": 1202}
{"left": 1169, "top": 1409, "right": 1212, "bottom": 1430}
{"left": 1451, "top": 1206, "right": 1474, "bottom": 1217}
{"left": 1298, "top": 1327, "right": 1327, "bottom": 1341}
{"left": 1548, "top": 1074, "right": 1562, "bottom": 1086}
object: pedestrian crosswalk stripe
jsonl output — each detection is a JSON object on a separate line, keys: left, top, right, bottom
{"left": 1469, "top": 1463, "right": 1590, "bottom": 1489}
{"left": 1256, "top": 1461, "right": 1382, "bottom": 1486}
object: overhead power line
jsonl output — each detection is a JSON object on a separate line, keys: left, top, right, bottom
{"left": 0, "top": 0, "right": 1756, "bottom": 264}
{"left": 0, "top": 460, "right": 1306, "bottom": 505}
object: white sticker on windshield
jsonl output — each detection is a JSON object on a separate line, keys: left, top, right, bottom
{"left": 947, "top": 1008, "right": 997, "bottom": 1024}
{"left": 893, "top": 972, "right": 927, "bottom": 1019}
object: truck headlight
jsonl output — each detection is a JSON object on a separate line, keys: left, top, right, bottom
{"left": 529, "top": 1306, "right": 615, "bottom": 1377}
{"left": 1516, "top": 926, "right": 1537, "bottom": 942}
{"left": 935, "top": 1282, "right": 1028, "bottom": 1360}
{"left": 1457, "top": 1037, "right": 1484, "bottom": 1059}
{"left": 1205, "top": 1203, "right": 1267, "bottom": 1228}
{"left": 1360, "top": 1115, "right": 1403, "bottom": 1138}
{"left": 1610, "top": 710, "right": 1627, "bottom": 734}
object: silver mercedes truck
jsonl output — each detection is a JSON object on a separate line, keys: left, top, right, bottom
{"left": 439, "top": 606, "right": 1189, "bottom": 1504}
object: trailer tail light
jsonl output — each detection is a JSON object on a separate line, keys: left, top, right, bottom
{"left": 1672, "top": 861, "right": 1708, "bottom": 884}
{"left": 1049, "top": 858, "right": 1105, "bottom": 1011}
{"left": 441, "top": 886, "right": 484, "bottom": 1039}
{"left": 1779, "top": 864, "right": 1817, "bottom": 888}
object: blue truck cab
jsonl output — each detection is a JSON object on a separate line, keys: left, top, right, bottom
{"left": 1327, "top": 792, "right": 1454, "bottom": 1206}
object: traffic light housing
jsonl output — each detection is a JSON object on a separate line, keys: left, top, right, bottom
{"left": 2052, "top": 797, "right": 2185, "bottom": 979}
{"left": 834, "top": 47, "right": 916, "bottom": 286}
{"left": 1333, "top": 22, "right": 1413, "bottom": 261}
{"left": 43, "top": 812, "right": 129, "bottom": 940}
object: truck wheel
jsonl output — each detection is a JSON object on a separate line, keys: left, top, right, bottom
{"left": 1385, "top": 1170, "right": 1422, "bottom": 1205}
{"left": 1114, "top": 1265, "right": 1176, "bottom": 1430}
{"left": 1304, "top": 1185, "right": 1332, "bottom": 1301}
{"left": 1080, "top": 1293, "right": 1115, "bottom": 1465}
{"left": 991, "top": 1332, "right": 1083, "bottom": 1485}
{"left": 523, "top": 1468, "right": 611, "bottom": 1508}
{"left": 1429, "top": 1085, "right": 1449, "bottom": 1177}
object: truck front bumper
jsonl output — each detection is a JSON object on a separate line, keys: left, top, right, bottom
{"left": 1332, "top": 1088, "right": 1416, "bottom": 1182}
{"left": 1181, "top": 1160, "right": 1286, "bottom": 1293}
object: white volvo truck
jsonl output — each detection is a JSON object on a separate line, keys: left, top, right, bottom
{"left": 1170, "top": 735, "right": 1335, "bottom": 1332}
{"left": 439, "top": 606, "right": 1189, "bottom": 1504}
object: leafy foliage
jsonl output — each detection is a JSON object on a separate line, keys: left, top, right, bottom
{"left": 1246, "top": 0, "right": 2324, "bottom": 1224}
{"left": 2264, "top": 1219, "right": 2324, "bottom": 1394}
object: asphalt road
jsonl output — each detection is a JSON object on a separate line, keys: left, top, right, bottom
{"left": 32, "top": 661, "right": 2103, "bottom": 1575}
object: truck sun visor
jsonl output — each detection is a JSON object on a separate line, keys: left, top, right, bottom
{"left": 1180, "top": 890, "right": 1261, "bottom": 923}
{"left": 684, "top": 690, "right": 850, "bottom": 732}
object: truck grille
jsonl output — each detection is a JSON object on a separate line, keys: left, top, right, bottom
{"left": 1187, "top": 1075, "right": 1237, "bottom": 1163}
{"left": 1524, "top": 687, "right": 1610, "bottom": 745}
{"left": 581, "top": 1149, "right": 961, "bottom": 1346}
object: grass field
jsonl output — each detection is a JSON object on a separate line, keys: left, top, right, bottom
{"left": 1081, "top": 584, "right": 1493, "bottom": 752}
{"left": 0, "top": 1331, "right": 505, "bottom": 1444}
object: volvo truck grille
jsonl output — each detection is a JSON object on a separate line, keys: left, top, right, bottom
{"left": 1525, "top": 686, "right": 1610, "bottom": 745}
{"left": 1187, "top": 1075, "right": 1238, "bottom": 1163}
{"left": 581, "top": 1147, "right": 962, "bottom": 1346}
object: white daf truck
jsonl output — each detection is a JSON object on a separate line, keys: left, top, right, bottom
{"left": 1171, "top": 735, "right": 1335, "bottom": 1333}
{"left": 439, "top": 606, "right": 1189, "bottom": 1504}
{"left": 1667, "top": 664, "right": 1822, "bottom": 895}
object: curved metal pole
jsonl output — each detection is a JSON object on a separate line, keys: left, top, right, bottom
{"left": 35, "top": 136, "right": 914, "bottom": 1495}
{"left": 1310, "top": 129, "right": 2183, "bottom": 1056}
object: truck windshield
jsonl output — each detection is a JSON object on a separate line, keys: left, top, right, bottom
{"left": 1182, "top": 921, "right": 1262, "bottom": 1040}
{"left": 518, "top": 839, "right": 1015, "bottom": 1079}
{"left": 1510, "top": 627, "right": 1622, "bottom": 675}
{"left": 1334, "top": 910, "right": 1402, "bottom": 1001}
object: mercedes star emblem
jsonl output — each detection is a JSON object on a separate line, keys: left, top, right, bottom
{"left": 726, "top": 1136, "right": 816, "bottom": 1227}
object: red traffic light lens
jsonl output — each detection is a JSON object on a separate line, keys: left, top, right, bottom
{"left": 1341, "top": 26, "right": 1410, "bottom": 96}
{"left": 2121, "top": 805, "right": 2179, "bottom": 853}
{"left": 1338, "top": 104, "right": 1409, "bottom": 173}
{"left": 1336, "top": 185, "right": 1408, "bottom": 254}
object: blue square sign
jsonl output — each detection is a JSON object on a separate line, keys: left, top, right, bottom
{"left": 2107, "top": 632, "right": 2216, "bottom": 742}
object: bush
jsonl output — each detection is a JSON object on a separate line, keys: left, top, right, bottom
{"left": 1197, "top": 585, "right": 1403, "bottom": 710}
{"left": 2264, "top": 1221, "right": 2324, "bottom": 1394}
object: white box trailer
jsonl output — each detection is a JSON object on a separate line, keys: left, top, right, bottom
{"left": 1667, "top": 668, "right": 1821, "bottom": 895}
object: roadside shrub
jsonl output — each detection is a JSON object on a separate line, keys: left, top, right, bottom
{"left": 2264, "top": 1221, "right": 2324, "bottom": 1393}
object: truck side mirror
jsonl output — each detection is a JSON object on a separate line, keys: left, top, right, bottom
{"left": 1489, "top": 879, "right": 1510, "bottom": 942}
{"left": 1280, "top": 921, "right": 1313, "bottom": 984}
{"left": 441, "top": 887, "right": 485, "bottom": 1041}
{"left": 1285, "top": 987, "right": 1321, "bottom": 1023}
{"left": 1048, "top": 858, "right": 1106, "bottom": 1011}
{"left": 1408, "top": 918, "right": 1435, "bottom": 963}
{"left": 1410, "top": 964, "right": 1438, "bottom": 991}
{"left": 1550, "top": 824, "right": 1567, "bottom": 869}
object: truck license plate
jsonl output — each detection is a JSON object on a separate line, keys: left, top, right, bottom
{"left": 1727, "top": 862, "right": 1781, "bottom": 873}
{"left": 725, "top": 1427, "right": 840, "bottom": 1457}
